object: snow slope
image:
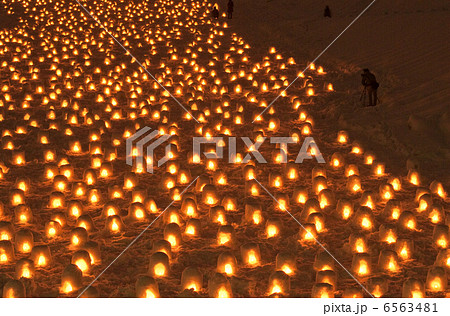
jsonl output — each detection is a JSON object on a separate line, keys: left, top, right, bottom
{"left": 219, "top": 0, "right": 450, "bottom": 185}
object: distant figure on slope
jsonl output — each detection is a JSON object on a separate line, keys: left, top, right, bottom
{"left": 361, "top": 68, "right": 379, "bottom": 106}
{"left": 227, "top": 0, "right": 234, "bottom": 19}
{"left": 324, "top": 5, "right": 331, "bottom": 18}
{"left": 212, "top": 6, "right": 219, "bottom": 19}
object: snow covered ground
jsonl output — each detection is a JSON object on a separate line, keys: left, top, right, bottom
{"left": 219, "top": 0, "right": 450, "bottom": 185}
{"left": 0, "top": 0, "right": 448, "bottom": 298}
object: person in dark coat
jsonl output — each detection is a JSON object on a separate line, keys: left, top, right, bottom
{"left": 324, "top": 5, "right": 331, "bottom": 18}
{"left": 227, "top": 0, "right": 234, "bottom": 19}
{"left": 361, "top": 68, "right": 379, "bottom": 106}
{"left": 211, "top": 6, "right": 219, "bottom": 19}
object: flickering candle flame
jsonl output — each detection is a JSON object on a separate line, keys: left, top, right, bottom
{"left": 307, "top": 212, "right": 325, "bottom": 232}
{"left": 374, "top": 163, "right": 385, "bottom": 176}
{"left": 70, "top": 141, "right": 82, "bottom": 153}
{"left": 389, "top": 177, "right": 402, "bottom": 191}
{"left": 433, "top": 225, "right": 450, "bottom": 249}
{"left": 436, "top": 237, "right": 448, "bottom": 248}
{"left": 379, "top": 250, "right": 400, "bottom": 273}
{"left": 429, "top": 206, "right": 444, "bottom": 224}
{"left": 11, "top": 191, "right": 25, "bottom": 206}
{"left": 185, "top": 225, "right": 196, "bottom": 236}
{"left": 153, "top": 262, "right": 165, "bottom": 277}
{"left": 50, "top": 193, "right": 65, "bottom": 208}
{"left": 279, "top": 265, "right": 292, "bottom": 275}
{"left": 252, "top": 210, "right": 263, "bottom": 224}
{"left": 180, "top": 267, "right": 202, "bottom": 292}
{"left": 267, "top": 224, "right": 279, "bottom": 238}
{"left": 379, "top": 183, "right": 394, "bottom": 200}
{"left": 149, "top": 251, "right": 170, "bottom": 278}
{"left": 370, "top": 284, "right": 385, "bottom": 298}
{"left": 241, "top": 243, "right": 261, "bottom": 267}
{"left": 362, "top": 193, "right": 376, "bottom": 210}
{"left": 337, "top": 131, "right": 348, "bottom": 144}
{"left": 349, "top": 233, "right": 368, "bottom": 253}
{"left": 355, "top": 239, "right": 366, "bottom": 253}
{"left": 430, "top": 181, "right": 447, "bottom": 199}
{"left": 312, "top": 283, "right": 334, "bottom": 298}
{"left": 74, "top": 258, "right": 89, "bottom": 273}
{"left": 217, "top": 231, "right": 231, "bottom": 245}
{"left": 37, "top": 255, "right": 46, "bottom": 267}
{"left": 351, "top": 145, "right": 362, "bottom": 155}
{"left": 386, "top": 232, "right": 397, "bottom": 244}
{"left": 426, "top": 268, "right": 446, "bottom": 292}
{"left": 300, "top": 224, "right": 318, "bottom": 242}
{"left": 144, "top": 289, "right": 157, "bottom": 298}
{"left": 411, "top": 291, "right": 424, "bottom": 298}
{"left": 361, "top": 216, "right": 372, "bottom": 230}
{"left": 216, "top": 251, "right": 238, "bottom": 276}
{"left": 364, "top": 153, "right": 374, "bottom": 164}
{"left": 224, "top": 264, "right": 233, "bottom": 275}
{"left": 13, "top": 151, "right": 26, "bottom": 165}
{"left": 353, "top": 184, "right": 361, "bottom": 193}
{"left": 0, "top": 252, "right": 8, "bottom": 262}
{"left": 341, "top": 288, "right": 364, "bottom": 298}
{"left": 342, "top": 205, "right": 352, "bottom": 219}
{"left": 417, "top": 194, "right": 432, "bottom": 212}
{"left": 401, "top": 278, "right": 425, "bottom": 298}
{"left": 313, "top": 177, "right": 327, "bottom": 195}
{"left": 61, "top": 281, "right": 73, "bottom": 293}
{"left": 72, "top": 235, "right": 80, "bottom": 245}
{"left": 407, "top": 220, "right": 416, "bottom": 230}
{"left": 0, "top": 231, "right": 11, "bottom": 241}
{"left": 351, "top": 252, "right": 371, "bottom": 277}
{"left": 398, "top": 211, "right": 417, "bottom": 231}
{"left": 88, "top": 189, "right": 100, "bottom": 204}
{"left": 392, "top": 207, "right": 401, "bottom": 220}
{"left": 205, "top": 194, "right": 217, "bottom": 205}
{"left": 396, "top": 241, "right": 412, "bottom": 260}
{"left": 270, "top": 284, "right": 282, "bottom": 295}
{"left": 293, "top": 188, "right": 308, "bottom": 205}
{"left": 336, "top": 199, "right": 353, "bottom": 221}
{"left": 408, "top": 170, "right": 420, "bottom": 185}
{"left": 357, "top": 260, "right": 369, "bottom": 276}
{"left": 125, "top": 179, "right": 135, "bottom": 189}
{"left": 217, "top": 287, "right": 230, "bottom": 298}
{"left": 16, "top": 259, "right": 34, "bottom": 279}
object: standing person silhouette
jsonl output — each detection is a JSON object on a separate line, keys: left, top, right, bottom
{"left": 227, "top": 0, "right": 234, "bottom": 19}
{"left": 361, "top": 69, "right": 379, "bottom": 106}
{"left": 211, "top": 6, "right": 219, "bottom": 19}
{"left": 324, "top": 5, "right": 331, "bottom": 18}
